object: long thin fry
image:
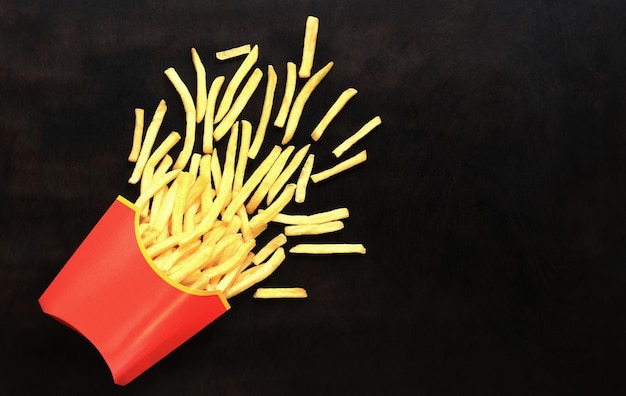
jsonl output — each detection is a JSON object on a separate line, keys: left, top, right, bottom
{"left": 225, "top": 247, "right": 285, "bottom": 299}
{"left": 139, "top": 131, "right": 181, "bottom": 194}
{"left": 254, "top": 287, "right": 308, "bottom": 299}
{"left": 216, "top": 44, "right": 252, "bottom": 60}
{"left": 214, "top": 45, "right": 259, "bottom": 123}
{"left": 248, "top": 183, "right": 296, "bottom": 229}
{"left": 248, "top": 65, "right": 277, "bottom": 160}
{"left": 213, "top": 67, "right": 263, "bottom": 141}
{"left": 271, "top": 207, "right": 349, "bottom": 225}
{"left": 128, "top": 108, "right": 144, "bottom": 162}
{"left": 216, "top": 252, "right": 254, "bottom": 293}
{"left": 171, "top": 172, "right": 193, "bottom": 235}
{"left": 266, "top": 144, "right": 310, "bottom": 205}
{"left": 191, "top": 48, "right": 207, "bottom": 123}
{"left": 295, "top": 153, "right": 314, "bottom": 203}
{"left": 222, "top": 145, "right": 282, "bottom": 222}
{"left": 134, "top": 169, "right": 181, "bottom": 211}
{"left": 282, "top": 61, "right": 334, "bottom": 144}
{"left": 298, "top": 16, "right": 319, "bottom": 78}
{"left": 310, "top": 88, "right": 358, "bottom": 141}
{"left": 210, "top": 148, "right": 222, "bottom": 194}
{"left": 310, "top": 149, "right": 367, "bottom": 183}
{"left": 284, "top": 220, "right": 344, "bottom": 236}
{"left": 152, "top": 178, "right": 179, "bottom": 233}
{"left": 245, "top": 146, "right": 294, "bottom": 214}
{"left": 164, "top": 67, "right": 196, "bottom": 170}
{"left": 203, "top": 76, "right": 225, "bottom": 154}
{"left": 128, "top": 100, "right": 167, "bottom": 184}
{"left": 253, "top": 233, "right": 287, "bottom": 265}
{"left": 273, "top": 62, "right": 297, "bottom": 128}
{"left": 234, "top": 120, "right": 252, "bottom": 193}
{"left": 332, "top": 116, "right": 382, "bottom": 157}
{"left": 289, "top": 243, "right": 366, "bottom": 254}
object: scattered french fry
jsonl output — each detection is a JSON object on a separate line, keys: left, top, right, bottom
{"left": 128, "top": 108, "right": 144, "bottom": 162}
{"left": 128, "top": 100, "right": 167, "bottom": 184}
{"left": 245, "top": 146, "right": 294, "bottom": 214}
{"left": 310, "top": 88, "right": 358, "bottom": 141}
{"left": 214, "top": 45, "right": 259, "bottom": 123}
{"left": 273, "top": 62, "right": 297, "bottom": 128}
{"left": 310, "top": 150, "right": 367, "bottom": 183}
{"left": 289, "top": 243, "right": 366, "bottom": 255}
{"left": 216, "top": 44, "right": 252, "bottom": 60}
{"left": 203, "top": 76, "right": 225, "bottom": 154}
{"left": 191, "top": 48, "right": 207, "bottom": 124}
{"left": 295, "top": 153, "right": 314, "bottom": 203}
{"left": 164, "top": 68, "right": 197, "bottom": 170}
{"left": 253, "top": 233, "right": 287, "bottom": 265}
{"left": 298, "top": 16, "right": 319, "bottom": 78}
{"left": 254, "top": 287, "right": 308, "bottom": 299}
{"left": 284, "top": 220, "right": 344, "bottom": 236}
{"left": 249, "top": 65, "right": 277, "bottom": 160}
{"left": 332, "top": 116, "right": 382, "bottom": 157}
{"left": 266, "top": 144, "right": 310, "bottom": 205}
{"left": 271, "top": 208, "right": 349, "bottom": 225}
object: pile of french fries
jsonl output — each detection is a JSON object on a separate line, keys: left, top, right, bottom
{"left": 127, "top": 16, "right": 381, "bottom": 300}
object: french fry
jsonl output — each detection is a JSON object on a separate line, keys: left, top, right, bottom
{"left": 273, "top": 62, "right": 297, "bottom": 128}
{"left": 252, "top": 233, "right": 287, "bottom": 265}
{"left": 289, "top": 243, "right": 366, "bottom": 254}
{"left": 128, "top": 108, "right": 144, "bottom": 162}
{"left": 216, "top": 252, "right": 254, "bottom": 293}
{"left": 271, "top": 207, "right": 349, "bottom": 225}
{"left": 310, "top": 149, "right": 367, "bottom": 183}
{"left": 282, "top": 61, "right": 334, "bottom": 144}
{"left": 210, "top": 148, "right": 222, "bottom": 194}
{"left": 191, "top": 48, "right": 207, "bottom": 124}
{"left": 245, "top": 146, "right": 294, "bottom": 214}
{"left": 298, "top": 16, "right": 319, "bottom": 78}
{"left": 203, "top": 76, "right": 225, "bottom": 154}
{"left": 310, "top": 88, "right": 358, "bottom": 141}
{"left": 295, "top": 153, "right": 314, "bottom": 203}
{"left": 170, "top": 172, "right": 193, "bottom": 235}
{"left": 128, "top": 100, "right": 167, "bottom": 184}
{"left": 248, "top": 183, "right": 296, "bottom": 229}
{"left": 188, "top": 153, "right": 202, "bottom": 179}
{"left": 266, "top": 144, "right": 310, "bottom": 205}
{"left": 332, "top": 116, "right": 382, "bottom": 157}
{"left": 216, "top": 44, "right": 252, "bottom": 60}
{"left": 284, "top": 220, "right": 344, "bottom": 236}
{"left": 225, "top": 247, "right": 285, "bottom": 299}
{"left": 253, "top": 287, "right": 308, "bottom": 299}
{"left": 140, "top": 131, "right": 181, "bottom": 194}
{"left": 134, "top": 169, "right": 181, "bottom": 213}
{"left": 234, "top": 120, "right": 252, "bottom": 193}
{"left": 164, "top": 68, "right": 196, "bottom": 170}
{"left": 213, "top": 67, "right": 263, "bottom": 141}
{"left": 214, "top": 45, "right": 259, "bottom": 123}
{"left": 249, "top": 65, "right": 277, "bottom": 160}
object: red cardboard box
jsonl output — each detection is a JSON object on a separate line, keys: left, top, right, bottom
{"left": 39, "top": 196, "right": 230, "bottom": 385}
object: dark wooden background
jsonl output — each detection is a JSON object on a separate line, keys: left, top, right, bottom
{"left": 2, "top": 1, "right": 626, "bottom": 394}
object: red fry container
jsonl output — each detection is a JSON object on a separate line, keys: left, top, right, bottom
{"left": 39, "top": 196, "right": 230, "bottom": 386}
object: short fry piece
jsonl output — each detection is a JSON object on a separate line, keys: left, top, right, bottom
{"left": 249, "top": 64, "right": 277, "bottom": 160}
{"left": 298, "top": 16, "right": 319, "bottom": 78}
{"left": 128, "top": 108, "right": 144, "bottom": 162}
{"left": 332, "top": 116, "right": 382, "bottom": 157}
{"left": 273, "top": 62, "right": 297, "bottom": 128}
{"left": 134, "top": 169, "right": 181, "bottom": 211}
{"left": 254, "top": 287, "right": 308, "bottom": 299}
{"left": 271, "top": 207, "right": 349, "bottom": 225}
{"left": 310, "top": 88, "right": 358, "bottom": 141}
{"left": 295, "top": 153, "right": 314, "bottom": 203}
{"left": 282, "top": 61, "right": 334, "bottom": 144}
{"left": 310, "top": 150, "right": 367, "bottom": 183}
{"left": 289, "top": 243, "right": 366, "bottom": 254}
{"left": 216, "top": 44, "right": 252, "bottom": 60}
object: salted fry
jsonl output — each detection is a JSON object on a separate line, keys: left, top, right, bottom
{"left": 253, "top": 233, "right": 287, "bottom": 265}
{"left": 273, "top": 62, "right": 297, "bottom": 128}
{"left": 310, "top": 88, "right": 358, "bottom": 141}
{"left": 266, "top": 144, "right": 310, "bottom": 205}
{"left": 249, "top": 65, "right": 277, "bottom": 160}
{"left": 128, "top": 108, "right": 144, "bottom": 162}
{"left": 254, "top": 287, "right": 308, "bottom": 299}
{"left": 164, "top": 67, "right": 196, "bottom": 170}
{"left": 191, "top": 48, "right": 207, "bottom": 123}
{"left": 213, "top": 67, "right": 263, "bottom": 141}
{"left": 245, "top": 146, "right": 294, "bottom": 214}
{"left": 271, "top": 207, "right": 349, "bottom": 225}
{"left": 310, "top": 149, "right": 367, "bottom": 183}
{"left": 216, "top": 44, "right": 252, "bottom": 60}
{"left": 214, "top": 45, "right": 259, "bottom": 123}
{"left": 225, "top": 247, "right": 285, "bottom": 299}
{"left": 203, "top": 76, "right": 225, "bottom": 154}
{"left": 128, "top": 100, "right": 167, "bottom": 184}
{"left": 332, "top": 116, "right": 382, "bottom": 157}
{"left": 289, "top": 243, "right": 366, "bottom": 254}
{"left": 284, "top": 220, "right": 344, "bottom": 236}
{"left": 295, "top": 153, "right": 314, "bottom": 203}
{"left": 282, "top": 61, "right": 334, "bottom": 144}
{"left": 298, "top": 16, "right": 319, "bottom": 78}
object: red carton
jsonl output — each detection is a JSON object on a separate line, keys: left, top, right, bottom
{"left": 39, "top": 196, "right": 230, "bottom": 385}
